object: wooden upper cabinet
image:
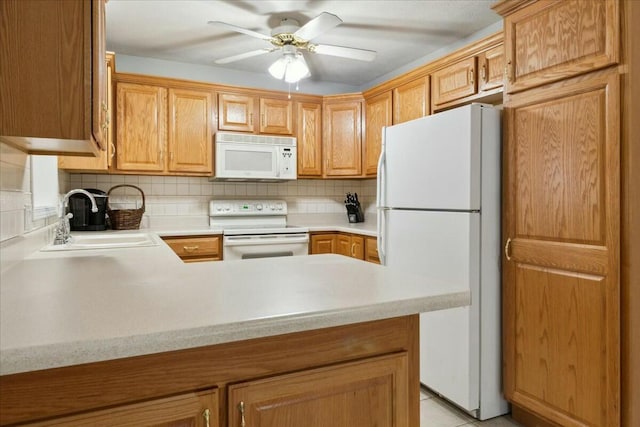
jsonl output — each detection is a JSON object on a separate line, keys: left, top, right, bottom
{"left": 494, "top": 0, "right": 619, "bottom": 93}
{"left": 393, "top": 76, "right": 429, "bottom": 124}
{"left": 228, "top": 353, "right": 409, "bottom": 427}
{"left": 168, "top": 88, "right": 213, "bottom": 173}
{"left": 59, "top": 53, "right": 115, "bottom": 172}
{"left": 431, "top": 56, "right": 477, "bottom": 110}
{"left": 502, "top": 69, "right": 620, "bottom": 427}
{"left": 218, "top": 93, "right": 293, "bottom": 135}
{"left": 323, "top": 98, "right": 363, "bottom": 177}
{"left": 364, "top": 92, "right": 392, "bottom": 176}
{"left": 0, "top": 0, "right": 107, "bottom": 156}
{"left": 260, "top": 98, "right": 293, "bottom": 135}
{"left": 296, "top": 102, "right": 323, "bottom": 177}
{"left": 478, "top": 44, "right": 505, "bottom": 92}
{"left": 27, "top": 389, "right": 219, "bottom": 427}
{"left": 218, "top": 93, "right": 256, "bottom": 132}
{"left": 116, "top": 82, "right": 167, "bottom": 172}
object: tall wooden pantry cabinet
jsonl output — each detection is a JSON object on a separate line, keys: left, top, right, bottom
{"left": 492, "top": 0, "right": 639, "bottom": 426}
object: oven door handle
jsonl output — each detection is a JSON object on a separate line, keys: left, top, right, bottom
{"left": 224, "top": 235, "right": 309, "bottom": 246}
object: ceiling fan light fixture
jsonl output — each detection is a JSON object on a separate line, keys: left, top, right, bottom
{"left": 268, "top": 51, "right": 310, "bottom": 83}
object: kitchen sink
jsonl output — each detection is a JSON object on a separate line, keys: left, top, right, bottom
{"left": 41, "top": 232, "right": 160, "bottom": 251}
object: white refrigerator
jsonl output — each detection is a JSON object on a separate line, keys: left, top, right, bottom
{"left": 376, "top": 104, "right": 508, "bottom": 420}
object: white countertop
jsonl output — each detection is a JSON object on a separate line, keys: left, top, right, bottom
{"left": 0, "top": 217, "right": 466, "bottom": 377}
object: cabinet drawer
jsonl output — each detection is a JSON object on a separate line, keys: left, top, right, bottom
{"left": 162, "top": 235, "right": 222, "bottom": 262}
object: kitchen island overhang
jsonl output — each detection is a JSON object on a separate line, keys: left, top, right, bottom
{"left": 1, "top": 247, "right": 469, "bottom": 426}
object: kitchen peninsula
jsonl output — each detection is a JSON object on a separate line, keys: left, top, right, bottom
{"left": 0, "top": 238, "right": 468, "bottom": 426}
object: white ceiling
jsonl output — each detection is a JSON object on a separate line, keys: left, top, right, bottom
{"left": 106, "top": 0, "right": 501, "bottom": 87}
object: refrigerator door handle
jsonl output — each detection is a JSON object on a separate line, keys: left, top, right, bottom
{"left": 377, "top": 131, "right": 386, "bottom": 265}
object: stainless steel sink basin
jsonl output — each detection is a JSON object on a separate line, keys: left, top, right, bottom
{"left": 41, "top": 232, "right": 160, "bottom": 251}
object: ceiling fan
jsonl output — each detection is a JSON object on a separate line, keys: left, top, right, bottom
{"left": 208, "top": 12, "right": 377, "bottom": 83}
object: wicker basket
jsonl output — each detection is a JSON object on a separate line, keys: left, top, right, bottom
{"left": 106, "top": 184, "right": 145, "bottom": 230}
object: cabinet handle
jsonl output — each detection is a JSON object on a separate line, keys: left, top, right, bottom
{"left": 261, "top": 113, "right": 265, "bottom": 127}
{"left": 110, "top": 142, "right": 116, "bottom": 160}
{"left": 202, "top": 408, "right": 210, "bottom": 427}
{"left": 481, "top": 64, "right": 486, "bottom": 81}
{"left": 183, "top": 245, "right": 199, "bottom": 252}
{"left": 351, "top": 242, "right": 356, "bottom": 257}
{"left": 504, "top": 237, "right": 512, "bottom": 261}
{"left": 239, "top": 401, "right": 246, "bottom": 427}
{"left": 469, "top": 69, "right": 474, "bottom": 86}
{"left": 249, "top": 113, "right": 253, "bottom": 125}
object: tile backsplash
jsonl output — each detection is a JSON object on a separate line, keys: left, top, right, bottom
{"left": 67, "top": 174, "right": 377, "bottom": 227}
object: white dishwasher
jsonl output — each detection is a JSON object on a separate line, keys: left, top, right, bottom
{"left": 209, "top": 200, "right": 309, "bottom": 261}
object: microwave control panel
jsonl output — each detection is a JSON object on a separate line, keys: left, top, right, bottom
{"left": 278, "top": 147, "right": 295, "bottom": 178}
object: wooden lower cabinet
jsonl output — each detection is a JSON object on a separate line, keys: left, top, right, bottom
{"left": 162, "top": 235, "right": 222, "bottom": 262}
{"left": 310, "top": 233, "right": 336, "bottom": 254}
{"left": 0, "top": 317, "right": 419, "bottom": 427}
{"left": 311, "top": 232, "right": 376, "bottom": 263}
{"left": 228, "top": 353, "right": 408, "bottom": 427}
{"left": 25, "top": 389, "right": 219, "bottom": 427}
{"left": 365, "top": 236, "right": 380, "bottom": 264}
{"left": 336, "top": 233, "right": 364, "bottom": 260}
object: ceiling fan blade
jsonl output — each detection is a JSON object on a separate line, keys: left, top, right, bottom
{"left": 215, "top": 48, "right": 275, "bottom": 64}
{"left": 294, "top": 12, "right": 342, "bottom": 41}
{"left": 208, "top": 21, "right": 273, "bottom": 42}
{"left": 313, "top": 44, "right": 377, "bottom": 62}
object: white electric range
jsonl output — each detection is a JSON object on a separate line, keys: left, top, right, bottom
{"left": 209, "top": 200, "right": 309, "bottom": 261}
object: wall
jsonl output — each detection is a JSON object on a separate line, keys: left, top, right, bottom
{"left": 67, "top": 174, "right": 377, "bottom": 229}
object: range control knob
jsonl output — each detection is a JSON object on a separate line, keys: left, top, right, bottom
{"left": 256, "top": 203, "right": 263, "bottom": 211}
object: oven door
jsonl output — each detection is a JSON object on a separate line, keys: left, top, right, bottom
{"left": 223, "top": 233, "right": 309, "bottom": 261}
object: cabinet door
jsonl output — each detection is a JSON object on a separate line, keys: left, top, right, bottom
{"left": 365, "top": 237, "right": 380, "bottom": 264}
{"left": 59, "top": 52, "right": 114, "bottom": 172}
{"left": 260, "top": 98, "right": 293, "bottom": 135}
{"left": 393, "top": 76, "right": 429, "bottom": 124}
{"left": 499, "top": 0, "right": 619, "bottom": 94}
{"left": 91, "top": 0, "right": 107, "bottom": 149}
{"left": 364, "top": 92, "right": 392, "bottom": 176}
{"left": 335, "top": 234, "right": 352, "bottom": 257}
{"left": 478, "top": 44, "right": 505, "bottom": 92}
{"left": 503, "top": 69, "right": 620, "bottom": 427}
{"left": 26, "top": 389, "right": 219, "bottom": 427}
{"left": 324, "top": 101, "right": 362, "bottom": 176}
{"left": 116, "top": 82, "right": 167, "bottom": 171}
{"left": 218, "top": 93, "right": 255, "bottom": 132}
{"left": 310, "top": 233, "right": 335, "bottom": 254}
{"left": 296, "top": 102, "right": 322, "bottom": 177}
{"left": 431, "top": 57, "right": 477, "bottom": 109}
{"left": 0, "top": 0, "right": 105, "bottom": 155}
{"left": 351, "top": 235, "right": 365, "bottom": 260}
{"left": 168, "top": 88, "right": 213, "bottom": 174}
{"left": 228, "top": 353, "right": 409, "bottom": 427}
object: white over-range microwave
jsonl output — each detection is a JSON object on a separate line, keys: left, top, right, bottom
{"left": 211, "top": 131, "right": 297, "bottom": 182}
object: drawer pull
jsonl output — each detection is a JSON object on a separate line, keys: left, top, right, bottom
{"left": 202, "top": 408, "right": 210, "bottom": 427}
{"left": 504, "top": 237, "right": 512, "bottom": 261}
{"left": 239, "top": 401, "right": 246, "bottom": 427}
{"left": 183, "top": 245, "right": 200, "bottom": 252}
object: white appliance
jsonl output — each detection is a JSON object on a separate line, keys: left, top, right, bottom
{"left": 209, "top": 200, "right": 309, "bottom": 260}
{"left": 376, "top": 104, "right": 508, "bottom": 420}
{"left": 212, "top": 132, "right": 297, "bottom": 181}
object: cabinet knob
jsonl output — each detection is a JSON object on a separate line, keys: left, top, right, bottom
{"left": 183, "top": 245, "right": 199, "bottom": 252}
{"left": 481, "top": 65, "right": 486, "bottom": 81}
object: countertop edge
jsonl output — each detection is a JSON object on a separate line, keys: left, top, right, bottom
{"left": 0, "top": 290, "right": 468, "bottom": 376}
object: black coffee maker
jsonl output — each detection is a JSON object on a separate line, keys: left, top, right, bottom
{"left": 68, "top": 188, "right": 108, "bottom": 231}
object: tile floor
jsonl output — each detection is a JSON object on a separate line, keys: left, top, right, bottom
{"left": 420, "top": 386, "right": 522, "bottom": 427}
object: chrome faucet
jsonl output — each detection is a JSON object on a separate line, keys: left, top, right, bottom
{"left": 53, "top": 189, "right": 98, "bottom": 245}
